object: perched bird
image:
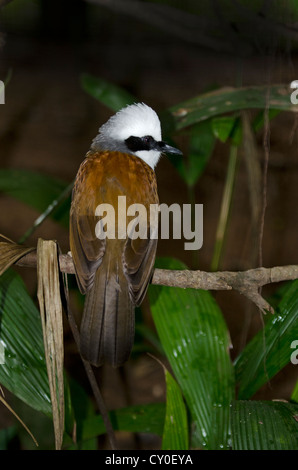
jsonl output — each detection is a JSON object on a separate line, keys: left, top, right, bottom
{"left": 70, "top": 103, "right": 182, "bottom": 367}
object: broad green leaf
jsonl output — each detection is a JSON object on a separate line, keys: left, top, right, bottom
{"left": 0, "top": 269, "right": 51, "bottom": 415}
{"left": 188, "top": 122, "right": 215, "bottom": 185}
{"left": 234, "top": 280, "right": 298, "bottom": 399}
{"left": 231, "top": 400, "right": 298, "bottom": 450}
{"left": 169, "top": 121, "right": 215, "bottom": 187}
{"left": 64, "top": 378, "right": 97, "bottom": 450}
{"left": 149, "top": 258, "right": 234, "bottom": 450}
{"left": 211, "top": 116, "right": 237, "bottom": 142}
{"left": 230, "top": 109, "right": 280, "bottom": 147}
{"left": 252, "top": 108, "right": 281, "bottom": 133}
{"left": 77, "top": 403, "right": 165, "bottom": 443}
{"left": 210, "top": 109, "right": 280, "bottom": 149}
{"left": 0, "top": 169, "right": 70, "bottom": 228}
{"left": 81, "top": 73, "right": 136, "bottom": 111}
{"left": 168, "top": 85, "right": 296, "bottom": 131}
{"left": 162, "top": 369, "right": 188, "bottom": 450}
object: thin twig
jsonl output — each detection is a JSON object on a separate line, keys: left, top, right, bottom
{"left": 259, "top": 87, "right": 271, "bottom": 268}
{"left": 239, "top": 111, "right": 263, "bottom": 350}
{"left": 18, "top": 182, "right": 73, "bottom": 245}
{"left": 0, "top": 395, "right": 38, "bottom": 447}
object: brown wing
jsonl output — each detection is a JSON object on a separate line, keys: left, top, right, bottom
{"left": 124, "top": 236, "right": 158, "bottom": 306}
{"left": 70, "top": 150, "right": 159, "bottom": 301}
{"left": 70, "top": 155, "right": 107, "bottom": 294}
{"left": 122, "top": 158, "right": 159, "bottom": 305}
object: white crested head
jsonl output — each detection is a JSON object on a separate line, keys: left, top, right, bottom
{"left": 101, "top": 103, "right": 162, "bottom": 142}
{"left": 91, "top": 102, "right": 182, "bottom": 169}
{"left": 91, "top": 103, "right": 162, "bottom": 169}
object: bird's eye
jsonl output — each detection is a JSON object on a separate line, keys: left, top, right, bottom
{"left": 125, "top": 135, "right": 155, "bottom": 153}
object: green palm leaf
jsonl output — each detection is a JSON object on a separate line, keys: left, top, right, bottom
{"left": 162, "top": 369, "right": 188, "bottom": 450}
{"left": 231, "top": 400, "right": 298, "bottom": 450}
{"left": 149, "top": 257, "right": 234, "bottom": 450}
{"left": 234, "top": 280, "right": 298, "bottom": 399}
{"left": 0, "top": 269, "right": 51, "bottom": 415}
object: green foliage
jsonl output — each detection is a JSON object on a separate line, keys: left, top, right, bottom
{"left": 211, "top": 116, "right": 237, "bottom": 143}
{"left": 149, "top": 257, "right": 234, "bottom": 450}
{"left": 74, "top": 402, "right": 166, "bottom": 443}
{"left": 0, "top": 74, "right": 297, "bottom": 450}
{"left": 168, "top": 85, "right": 295, "bottom": 131}
{"left": 234, "top": 280, "right": 298, "bottom": 399}
{"left": 0, "top": 269, "right": 52, "bottom": 416}
{"left": 162, "top": 369, "right": 188, "bottom": 450}
{"left": 0, "top": 426, "right": 17, "bottom": 450}
{"left": 81, "top": 73, "right": 136, "bottom": 112}
{"left": 231, "top": 400, "right": 298, "bottom": 450}
{"left": 0, "top": 169, "right": 70, "bottom": 228}
{"left": 291, "top": 381, "right": 298, "bottom": 403}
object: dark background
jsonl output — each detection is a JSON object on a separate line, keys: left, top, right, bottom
{"left": 0, "top": 0, "right": 298, "bottom": 448}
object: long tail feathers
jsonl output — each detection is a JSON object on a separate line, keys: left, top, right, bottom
{"left": 79, "top": 260, "right": 134, "bottom": 367}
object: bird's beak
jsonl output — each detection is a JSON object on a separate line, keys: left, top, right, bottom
{"left": 158, "top": 141, "right": 183, "bottom": 156}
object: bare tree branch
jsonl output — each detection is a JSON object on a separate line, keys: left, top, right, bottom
{"left": 16, "top": 250, "right": 298, "bottom": 314}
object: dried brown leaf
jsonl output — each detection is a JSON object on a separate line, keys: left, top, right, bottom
{"left": 37, "top": 239, "right": 64, "bottom": 450}
{"left": 0, "top": 234, "right": 35, "bottom": 276}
